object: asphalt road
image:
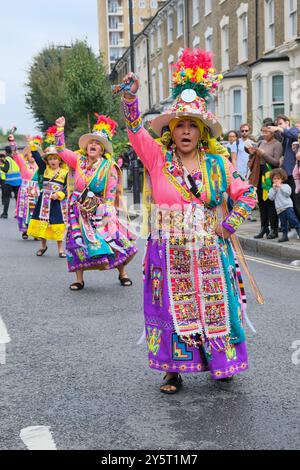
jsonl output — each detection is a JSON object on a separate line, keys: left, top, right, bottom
{"left": 0, "top": 203, "right": 300, "bottom": 450}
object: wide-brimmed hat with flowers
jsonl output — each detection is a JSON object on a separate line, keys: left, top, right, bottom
{"left": 150, "top": 49, "right": 223, "bottom": 138}
{"left": 23, "top": 135, "right": 43, "bottom": 157}
{"left": 79, "top": 115, "right": 118, "bottom": 155}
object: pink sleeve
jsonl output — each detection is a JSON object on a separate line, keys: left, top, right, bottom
{"left": 59, "top": 149, "right": 78, "bottom": 170}
{"left": 293, "top": 164, "right": 300, "bottom": 194}
{"left": 122, "top": 97, "right": 163, "bottom": 172}
{"left": 128, "top": 127, "right": 163, "bottom": 172}
{"left": 222, "top": 161, "right": 258, "bottom": 233}
{"left": 12, "top": 153, "right": 26, "bottom": 175}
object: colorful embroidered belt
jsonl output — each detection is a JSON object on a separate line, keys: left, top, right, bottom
{"left": 149, "top": 204, "right": 218, "bottom": 238}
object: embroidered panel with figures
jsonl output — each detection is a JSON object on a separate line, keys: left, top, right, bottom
{"left": 166, "top": 231, "right": 230, "bottom": 340}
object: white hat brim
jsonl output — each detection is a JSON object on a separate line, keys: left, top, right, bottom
{"left": 79, "top": 134, "right": 113, "bottom": 155}
{"left": 150, "top": 111, "right": 223, "bottom": 138}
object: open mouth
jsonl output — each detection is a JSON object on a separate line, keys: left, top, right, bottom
{"left": 90, "top": 146, "right": 97, "bottom": 152}
{"left": 181, "top": 138, "right": 191, "bottom": 144}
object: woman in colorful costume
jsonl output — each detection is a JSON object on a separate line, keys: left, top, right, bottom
{"left": 8, "top": 135, "right": 40, "bottom": 239}
{"left": 120, "top": 49, "right": 258, "bottom": 393}
{"left": 54, "top": 115, "right": 137, "bottom": 291}
{"left": 27, "top": 128, "right": 68, "bottom": 257}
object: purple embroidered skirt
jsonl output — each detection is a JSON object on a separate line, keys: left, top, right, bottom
{"left": 66, "top": 200, "right": 138, "bottom": 272}
{"left": 144, "top": 237, "right": 249, "bottom": 380}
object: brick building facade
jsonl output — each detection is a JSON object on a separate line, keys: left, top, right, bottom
{"left": 111, "top": 0, "right": 300, "bottom": 135}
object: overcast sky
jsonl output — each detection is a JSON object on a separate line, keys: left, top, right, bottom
{"left": 0, "top": 0, "right": 99, "bottom": 135}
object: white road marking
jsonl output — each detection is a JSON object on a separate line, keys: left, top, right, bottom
{"left": 0, "top": 316, "right": 11, "bottom": 365}
{"left": 20, "top": 426, "right": 57, "bottom": 450}
{"left": 245, "top": 255, "right": 300, "bottom": 272}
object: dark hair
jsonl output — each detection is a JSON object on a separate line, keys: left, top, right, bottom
{"left": 270, "top": 168, "right": 288, "bottom": 182}
{"left": 262, "top": 117, "right": 274, "bottom": 125}
{"left": 240, "top": 123, "right": 251, "bottom": 131}
{"left": 261, "top": 124, "right": 275, "bottom": 131}
{"left": 5, "top": 145, "right": 12, "bottom": 155}
{"left": 228, "top": 130, "right": 238, "bottom": 138}
{"left": 275, "top": 115, "right": 290, "bottom": 125}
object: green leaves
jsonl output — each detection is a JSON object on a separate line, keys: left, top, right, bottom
{"left": 26, "top": 40, "right": 121, "bottom": 149}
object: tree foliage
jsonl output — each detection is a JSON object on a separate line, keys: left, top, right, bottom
{"left": 26, "top": 40, "right": 121, "bottom": 146}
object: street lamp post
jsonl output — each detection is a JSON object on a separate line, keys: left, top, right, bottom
{"left": 128, "top": 0, "right": 140, "bottom": 206}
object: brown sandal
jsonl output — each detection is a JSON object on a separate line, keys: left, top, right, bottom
{"left": 36, "top": 247, "right": 48, "bottom": 257}
{"left": 160, "top": 374, "right": 182, "bottom": 394}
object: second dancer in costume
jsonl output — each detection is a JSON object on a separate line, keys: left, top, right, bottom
{"left": 54, "top": 115, "right": 137, "bottom": 291}
{"left": 27, "top": 128, "right": 68, "bottom": 257}
{"left": 8, "top": 135, "right": 40, "bottom": 239}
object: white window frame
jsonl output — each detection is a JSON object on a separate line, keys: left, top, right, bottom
{"left": 257, "top": 76, "right": 264, "bottom": 124}
{"left": 168, "top": 55, "right": 174, "bottom": 98}
{"left": 192, "top": 0, "right": 200, "bottom": 26}
{"left": 271, "top": 73, "right": 285, "bottom": 119}
{"left": 151, "top": 68, "right": 157, "bottom": 105}
{"left": 177, "top": 2, "right": 184, "bottom": 38}
{"left": 264, "top": 0, "right": 275, "bottom": 51}
{"left": 237, "top": 3, "right": 248, "bottom": 63}
{"left": 157, "top": 22, "right": 162, "bottom": 49}
{"left": 285, "top": 0, "right": 298, "bottom": 40}
{"left": 205, "top": 26, "right": 213, "bottom": 52}
{"left": 205, "top": 0, "right": 212, "bottom": 16}
{"left": 167, "top": 13, "right": 174, "bottom": 45}
{"left": 230, "top": 87, "right": 243, "bottom": 130}
{"left": 150, "top": 30, "right": 155, "bottom": 54}
{"left": 193, "top": 35, "right": 200, "bottom": 48}
{"left": 220, "top": 16, "right": 229, "bottom": 72}
{"left": 158, "top": 63, "right": 164, "bottom": 102}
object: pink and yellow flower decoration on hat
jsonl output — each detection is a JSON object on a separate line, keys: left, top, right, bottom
{"left": 172, "top": 49, "right": 223, "bottom": 102}
{"left": 44, "top": 126, "right": 58, "bottom": 149}
{"left": 151, "top": 48, "right": 224, "bottom": 138}
{"left": 93, "top": 114, "right": 118, "bottom": 142}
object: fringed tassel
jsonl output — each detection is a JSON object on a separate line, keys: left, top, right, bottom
{"left": 137, "top": 327, "right": 146, "bottom": 345}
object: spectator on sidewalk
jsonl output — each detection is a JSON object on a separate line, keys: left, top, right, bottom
{"left": 237, "top": 123, "right": 254, "bottom": 178}
{"left": 0, "top": 146, "right": 22, "bottom": 219}
{"left": 0, "top": 152, "right": 9, "bottom": 218}
{"left": 225, "top": 130, "right": 238, "bottom": 168}
{"left": 293, "top": 142, "right": 300, "bottom": 194}
{"left": 258, "top": 117, "right": 283, "bottom": 143}
{"left": 248, "top": 124, "right": 282, "bottom": 239}
{"left": 268, "top": 116, "right": 300, "bottom": 220}
{"left": 268, "top": 168, "right": 300, "bottom": 242}
{"left": 237, "top": 124, "right": 257, "bottom": 222}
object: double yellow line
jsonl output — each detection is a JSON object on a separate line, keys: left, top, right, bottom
{"left": 245, "top": 255, "right": 300, "bottom": 272}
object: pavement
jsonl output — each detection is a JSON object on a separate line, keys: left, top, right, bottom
{"left": 238, "top": 209, "right": 300, "bottom": 262}
{"left": 1, "top": 198, "right": 300, "bottom": 450}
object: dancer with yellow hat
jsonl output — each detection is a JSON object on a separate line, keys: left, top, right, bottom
{"left": 27, "top": 127, "right": 68, "bottom": 257}
{"left": 54, "top": 114, "right": 137, "bottom": 291}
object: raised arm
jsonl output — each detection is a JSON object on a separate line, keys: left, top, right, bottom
{"left": 54, "top": 118, "right": 78, "bottom": 170}
{"left": 222, "top": 161, "right": 258, "bottom": 234}
{"left": 121, "top": 73, "right": 163, "bottom": 172}
{"left": 31, "top": 150, "right": 46, "bottom": 174}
